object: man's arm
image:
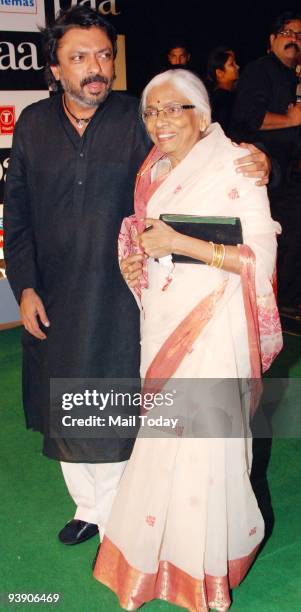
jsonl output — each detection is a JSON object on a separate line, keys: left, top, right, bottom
{"left": 4, "top": 114, "right": 49, "bottom": 339}
{"left": 4, "top": 116, "right": 38, "bottom": 302}
{"left": 229, "top": 61, "right": 273, "bottom": 141}
{"left": 228, "top": 62, "right": 285, "bottom": 186}
{"left": 260, "top": 103, "right": 301, "bottom": 129}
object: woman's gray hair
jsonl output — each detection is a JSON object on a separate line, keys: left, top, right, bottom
{"left": 140, "top": 69, "right": 211, "bottom": 123}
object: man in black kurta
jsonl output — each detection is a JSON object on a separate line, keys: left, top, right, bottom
{"left": 4, "top": 6, "right": 150, "bottom": 545}
{"left": 230, "top": 12, "right": 301, "bottom": 309}
{"left": 5, "top": 92, "right": 149, "bottom": 458}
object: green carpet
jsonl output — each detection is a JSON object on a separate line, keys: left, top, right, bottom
{"left": 0, "top": 328, "right": 300, "bottom": 611}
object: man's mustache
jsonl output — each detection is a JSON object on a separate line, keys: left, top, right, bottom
{"left": 284, "top": 42, "right": 300, "bottom": 51}
{"left": 80, "top": 74, "right": 109, "bottom": 87}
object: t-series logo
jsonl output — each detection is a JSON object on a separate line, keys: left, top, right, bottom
{"left": 0, "top": 0, "right": 37, "bottom": 14}
{"left": 0, "top": 106, "right": 15, "bottom": 135}
{"left": 52, "top": 1, "right": 120, "bottom": 16}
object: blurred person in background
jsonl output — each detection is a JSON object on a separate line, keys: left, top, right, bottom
{"left": 207, "top": 45, "right": 239, "bottom": 135}
{"left": 230, "top": 11, "right": 301, "bottom": 314}
{"left": 166, "top": 39, "right": 191, "bottom": 68}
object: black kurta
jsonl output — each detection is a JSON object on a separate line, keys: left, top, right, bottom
{"left": 229, "top": 52, "right": 301, "bottom": 306}
{"left": 229, "top": 52, "right": 299, "bottom": 175}
{"left": 4, "top": 92, "right": 150, "bottom": 462}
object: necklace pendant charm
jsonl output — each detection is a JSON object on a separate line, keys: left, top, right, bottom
{"left": 63, "top": 95, "right": 93, "bottom": 130}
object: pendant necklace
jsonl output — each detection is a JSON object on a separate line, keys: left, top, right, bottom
{"left": 63, "top": 94, "right": 94, "bottom": 130}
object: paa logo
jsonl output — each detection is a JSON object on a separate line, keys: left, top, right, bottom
{"left": 0, "top": 0, "right": 37, "bottom": 14}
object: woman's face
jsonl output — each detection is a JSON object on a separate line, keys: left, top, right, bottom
{"left": 144, "top": 83, "right": 205, "bottom": 167}
{"left": 217, "top": 52, "right": 239, "bottom": 87}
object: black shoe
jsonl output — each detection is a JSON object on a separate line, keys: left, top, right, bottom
{"left": 92, "top": 543, "right": 101, "bottom": 571}
{"left": 58, "top": 520, "right": 98, "bottom": 545}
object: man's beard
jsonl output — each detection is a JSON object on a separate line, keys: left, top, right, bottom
{"left": 60, "top": 73, "right": 115, "bottom": 108}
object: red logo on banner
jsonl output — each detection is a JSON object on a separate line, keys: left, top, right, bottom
{"left": 0, "top": 107, "right": 15, "bottom": 136}
{"left": 0, "top": 216, "right": 3, "bottom": 253}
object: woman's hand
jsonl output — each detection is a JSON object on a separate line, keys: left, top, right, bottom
{"left": 139, "top": 218, "right": 178, "bottom": 258}
{"left": 120, "top": 254, "right": 144, "bottom": 288}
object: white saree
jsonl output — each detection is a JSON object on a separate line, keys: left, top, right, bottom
{"left": 94, "top": 124, "right": 282, "bottom": 611}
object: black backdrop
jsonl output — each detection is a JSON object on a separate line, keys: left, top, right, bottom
{"left": 43, "top": 0, "right": 301, "bottom": 96}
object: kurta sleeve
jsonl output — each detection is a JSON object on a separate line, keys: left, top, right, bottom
{"left": 133, "top": 120, "right": 152, "bottom": 167}
{"left": 4, "top": 112, "right": 40, "bottom": 303}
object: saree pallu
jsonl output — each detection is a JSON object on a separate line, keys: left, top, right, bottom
{"left": 94, "top": 123, "right": 282, "bottom": 611}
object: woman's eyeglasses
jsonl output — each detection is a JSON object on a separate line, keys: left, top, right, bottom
{"left": 142, "top": 103, "right": 196, "bottom": 122}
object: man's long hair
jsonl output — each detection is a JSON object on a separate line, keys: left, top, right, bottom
{"left": 40, "top": 5, "right": 117, "bottom": 92}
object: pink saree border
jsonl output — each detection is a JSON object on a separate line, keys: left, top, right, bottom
{"left": 94, "top": 536, "right": 259, "bottom": 612}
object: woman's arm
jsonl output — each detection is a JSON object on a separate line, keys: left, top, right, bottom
{"left": 140, "top": 219, "right": 242, "bottom": 275}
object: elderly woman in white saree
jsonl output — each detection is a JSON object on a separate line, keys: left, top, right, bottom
{"left": 93, "top": 70, "right": 283, "bottom": 611}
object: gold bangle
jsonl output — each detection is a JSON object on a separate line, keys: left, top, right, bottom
{"left": 208, "top": 243, "right": 226, "bottom": 269}
{"left": 212, "top": 243, "right": 222, "bottom": 267}
{"left": 212, "top": 244, "right": 220, "bottom": 267}
{"left": 216, "top": 243, "right": 226, "bottom": 269}
{"left": 208, "top": 241, "right": 215, "bottom": 266}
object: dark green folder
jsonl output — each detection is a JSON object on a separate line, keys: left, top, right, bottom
{"left": 159, "top": 214, "right": 243, "bottom": 264}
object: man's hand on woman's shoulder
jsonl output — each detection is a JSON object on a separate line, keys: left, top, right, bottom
{"left": 233, "top": 142, "right": 271, "bottom": 186}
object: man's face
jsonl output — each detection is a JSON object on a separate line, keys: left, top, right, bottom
{"left": 50, "top": 26, "right": 115, "bottom": 108}
{"left": 270, "top": 20, "right": 301, "bottom": 67}
{"left": 167, "top": 47, "right": 190, "bottom": 66}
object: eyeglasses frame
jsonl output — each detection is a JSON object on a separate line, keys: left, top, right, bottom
{"left": 277, "top": 29, "right": 301, "bottom": 41}
{"left": 142, "top": 103, "right": 196, "bottom": 122}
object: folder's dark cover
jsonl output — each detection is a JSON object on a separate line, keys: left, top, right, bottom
{"left": 159, "top": 214, "right": 243, "bottom": 264}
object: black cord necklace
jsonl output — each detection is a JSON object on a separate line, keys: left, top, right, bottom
{"left": 63, "top": 94, "right": 94, "bottom": 129}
